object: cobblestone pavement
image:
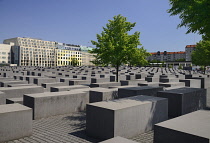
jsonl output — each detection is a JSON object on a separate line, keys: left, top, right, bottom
{"left": 7, "top": 112, "right": 154, "bottom": 143}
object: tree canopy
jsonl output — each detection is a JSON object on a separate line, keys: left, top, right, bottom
{"left": 168, "top": 0, "right": 210, "bottom": 40}
{"left": 70, "top": 56, "right": 79, "bottom": 66}
{"left": 192, "top": 40, "right": 210, "bottom": 72}
{"left": 90, "top": 14, "right": 150, "bottom": 81}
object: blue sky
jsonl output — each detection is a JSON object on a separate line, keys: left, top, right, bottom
{"left": 0, "top": 0, "right": 202, "bottom": 52}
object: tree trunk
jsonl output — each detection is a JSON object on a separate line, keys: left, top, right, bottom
{"left": 116, "top": 64, "right": 119, "bottom": 82}
{"left": 204, "top": 65, "right": 206, "bottom": 74}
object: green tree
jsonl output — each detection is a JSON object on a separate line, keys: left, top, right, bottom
{"left": 168, "top": 64, "right": 173, "bottom": 68}
{"left": 168, "top": 0, "right": 210, "bottom": 40}
{"left": 128, "top": 47, "right": 151, "bottom": 66}
{"left": 192, "top": 40, "right": 210, "bottom": 74}
{"left": 178, "top": 65, "right": 183, "bottom": 70}
{"left": 71, "top": 57, "right": 79, "bottom": 66}
{"left": 90, "top": 14, "right": 150, "bottom": 82}
{"left": 175, "top": 58, "right": 185, "bottom": 62}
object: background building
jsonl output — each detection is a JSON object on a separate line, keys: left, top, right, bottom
{"left": 0, "top": 43, "right": 13, "bottom": 65}
{"left": 148, "top": 51, "right": 186, "bottom": 62}
{"left": 55, "top": 43, "right": 81, "bottom": 66}
{"left": 185, "top": 45, "right": 196, "bottom": 61}
{"left": 3, "top": 37, "right": 95, "bottom": 67}
{"left": 80, "top": 46, "right": 95, "bottom": 66}
{"left": 4, "top": 37, "right": 56, "bottom": 67}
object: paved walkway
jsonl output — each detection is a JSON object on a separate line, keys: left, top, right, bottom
{"left": 7, "top": 112, "right": 154, "bottom": 143}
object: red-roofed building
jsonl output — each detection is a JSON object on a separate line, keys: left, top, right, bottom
{"left": 147, "top": 45, "right": 196, "bottom": 62}
{"left": 147, "top": 51, "right": 186, "bottom": 62}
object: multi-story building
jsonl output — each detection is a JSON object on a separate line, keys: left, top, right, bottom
{"left": 4, "top": 37, "right": 56, "bottom": 67}
{"left": 148, "top": 51, "right": 186, "bottom": 62}
{"left": 80, "top": 46, "right": 95, "bottom": 66}
{"left": 148, "top": 45, "right": 196, "bottom": 63}
{"left": 0, "top": 43, "right": 13, "bottom": 65}
{"left": 55, "top": 42, "right": 82, "bottom": 66}
{"left": 185, "top": 45, "right": 196, "bottom": 61}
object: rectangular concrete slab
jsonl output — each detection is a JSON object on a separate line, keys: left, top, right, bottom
{"left": 118, "top": 86, "right": 164, "bottom": 98}
{"left": 89, "top": 88, "right": 117, "bottom": 103}
{"left": 0, "top": 80, "right": 28, "bottom": 87}
{"left": 0, "top": 86, "right": 44, "bottom": 98}
{"left": 6, "top": 97, "right": 23, "bottom": 104}
{"left": 24, "top": 91, "right": 89, "bottom": 120}
{"left": 50, "top": 85, "right": 89, "bottom": 92}
{"left": 157, "top": 87, "right": 206, "bottom": 118}
{"left": 0, "top": 103, "right": 32, "bottom": 142}
{"left": 86, "top": 95, "right": 168, "bottom": 140}
{"left": 90, "top": 82, "right": 121, "bottom": 88}
{"left": 100, "top": 136, "right": 138, "bottom": 143}
{"left": 154, "top": 110, "right": 210, "bottom": 143}
{"left": 34, "top": 77, "right": 56, "bottom": 86}
{"left": 0, "top": 91, "right": 6, "bottom": 104}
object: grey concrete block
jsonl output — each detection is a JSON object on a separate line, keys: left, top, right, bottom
{"left": 86, "top": 95, "right": 168, "bottom": 140}
{"left": 41, "top": 82, "right": 67, "bottom": 92}
{"left": 69, "top": 79, "right": 91, "bottom": 85}
{"left": 60, "top": 77, "right": 77, "bottom": 84}
{"left": 91, "top": 78, "right": 110, "bottom": 83}
{"left": 145, "top": 77, "right": 159, "bottom": 82}
{"left": 120, "top": 80, "right": 145, "bottom": 86}
{"left": 0, "top": 80, "right": 28, "bottom": 87}
{"left": 179, "top": 79, "right": 201, "bottom": 88}
{"left": 0, "top": 86, "right": 44, "bottom": 98}
{"left": 90, "top": 82, "right": 121, "bottom": 88}
{"left": 126, "top": 75, "right": 136, "bottom": 80}
{"left": 0, "top": 103, "right": 32, "bottom": 142}
{"left": 24, "top": 91, "right": 89, "bottom": 120}
{"left": 100, "top": 136, "right": 138, "bottom": 143}
{"left": 6, "top": 98, "right": 23, "bottom": 104}
{"left": 89, "top": 88, "right": 117, "bottom": 103}
{"left": 50, "top": 85, "right": 89, "bottom": 92}
{"left": 159, "top": 78, "right": 179, "bottom": 83}
{"left": 34, "top": 77, "right": 56, "bottom": 86}
{"left": 25, "top": 76, "right": 40, "bottom": 84}
{"left": 154, "top": 110, "right": 210, "bottom": 143}
{"left": 159, "top": 82, "right": 185, "bottom": 88}
{"left": 157, "top": 87, "right": 206, "bottom": 118}
{"left": 138, "top": 82, "right": 160, "bottom": 87}
{"left": 118, "top": 86, "right": 164, "bottom": 98}
{"left": 0, "top": 91, "right": 6, "bottom": 104}
{"left": 8, "top": 83, "right": 34, "bottom": 87}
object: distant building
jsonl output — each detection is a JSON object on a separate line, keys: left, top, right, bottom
{"left": 0, "top": 43, "right": 13, "bottom": 65}
{"left": 55, "top": 42, "right": 81, "bottom": 66}
{"left": 80, "top": 46, "right": 95, "bottom": 66}
{"left": 147, "top": 44, "right": 197, "bottom": 63}
{"left": 148, "top": 51, "right": 186, "bottom": 62}
{"left": 3, "top": 37, "right": 88, "bottom": 67}
{"left": 4, "top": 37, "right": 56, "bottom": 67}
{"left": 185, "top": 45, "right": 196, "bottom": 61}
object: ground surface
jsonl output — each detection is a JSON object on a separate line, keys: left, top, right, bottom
{"left": 7, "top": 112, "right": 154, "bottom": 143}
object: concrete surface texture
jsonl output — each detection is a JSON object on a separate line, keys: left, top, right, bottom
{"left": 157, "top": 87, "right": 206, "bottom": 117}
{"left": 0, "top": 103, "right": 32, "bottom": 142}
{"left": 86, "top": 95, "right": 168, "bottom": 140}
{"left": 118, "top": 86, "right": 164, "bottom": 98}
{"left": 24, "top": 91, "right": 89, "bottom": 120}
{"left": 0, "top": 66, "right": 209, "bottom": 143}
{"left": 100, "top": 136, "right": 139, "bottom": 143}
{"left": 154, "top": 110, "right": 210, "bottom": 143}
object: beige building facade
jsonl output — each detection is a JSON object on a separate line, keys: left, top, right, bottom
{"left": 3, "top": 37, "right": 95, "bottom": 67}
{"left": 0, "top": 43, "right": 13, "bottom": 64}
{"left": 56, "top": 43, "right": 81, "bottom": 66}
{"left": 80, "top": 46, "right": 95, "bottom": 66}
{"left": 4, "top": 37, "right": 56, "bottom": 67}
